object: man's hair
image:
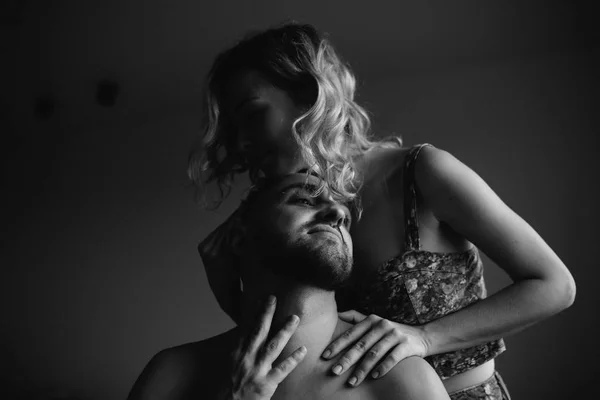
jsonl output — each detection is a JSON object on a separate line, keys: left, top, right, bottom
{"left": 187, "top": 21, "right": 401, "bottom": 212}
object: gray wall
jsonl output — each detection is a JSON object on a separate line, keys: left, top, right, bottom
{"left": 2, "top": 47, "right": 598, "bottom": 399}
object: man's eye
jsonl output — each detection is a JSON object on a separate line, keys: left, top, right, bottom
{"left": 294, "top": 197, "right": 314, "bottom": 206}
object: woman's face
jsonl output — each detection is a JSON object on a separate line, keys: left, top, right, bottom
{"left": 223, "top": 69, "right": 311, "bottom": 177}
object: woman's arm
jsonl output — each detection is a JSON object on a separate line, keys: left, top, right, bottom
{"left": 321, "top": 145, "right": 576, "bottom": 386}
{"left": 199, "top": 241, "right": 243, "bottom": 324}
{"left": 198, "top": 208, "right": 247, "bottom": 324}
{"left": 415, "top": 145, "right": 575, "bottom": 354}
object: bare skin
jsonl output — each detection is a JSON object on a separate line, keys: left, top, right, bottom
{"left": 207, "top": 68, "right": 576, "bottom": 393}
{"left": 127, "top": 311, "right": 447, "bottom": 400}
{"left": 348, "top": 146, "right": 494, "bottom": 392}
{"left": 324, "top": 143, "right": 575, "bottom": 391}
{"left": 129, "top": 175, "right": 449, "bottom": 400}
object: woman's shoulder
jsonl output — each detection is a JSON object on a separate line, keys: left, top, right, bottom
{"left": 362, "top": 141, "right": 446, "bottom": 167}
{"left": 371, "top": 142, "right": 464, "bottom": 188}
{"left": 358, "top": 142, "right": 465, "bottom": 213}
{"left": 408, "top": 144, "right": 476, "bottom": 197}
{"left": 359, "top": 142, "right": 443, "bottom": 186}
{"left": 358, "top": 143, "right": 407, "bottom": 183}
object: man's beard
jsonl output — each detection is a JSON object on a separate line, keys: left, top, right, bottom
{"left": 260, "top": 235, "right": 352, "bottom": 291}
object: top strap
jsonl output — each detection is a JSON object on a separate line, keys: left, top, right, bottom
{"left": 403, "top": 143, "right": 433, "bottom": 251}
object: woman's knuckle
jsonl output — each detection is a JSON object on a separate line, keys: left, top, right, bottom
{"left": 240, "top": 358, "right": 251, "bottom": 372}
{"left": 388, "top": 352, "right": 401, "bottom": 364}
{"left": 354, "top": 340, "right": 367, "bottom": 351}
{"left": 276, "top": 360, "right": 290, "bottom": 373}
{"left": 377, "top": 364, "right": 391, "bottom": 375}
{"left": 379, "top": 319, "right": 392, "bottom": 329}
{"left": 366, "top": 349, "right": 379, "bottom": 359}
{"left": 266, "top": 339, "right": 279, "bottom": 353}
{"left": 245, "top": 366, "right": 258, "bottom": 378}
{"left": 353, "top": 368, "right": 366, "bottom": 379}
{"left": 339, "top": 355, "right": 353, "bottom": 367}
{"left": 251, "top": 382, "right": 268, "bottom": 395}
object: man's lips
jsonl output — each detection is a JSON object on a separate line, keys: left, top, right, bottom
{"left": 308, "top": 225, "right": 343, "bottom": 240}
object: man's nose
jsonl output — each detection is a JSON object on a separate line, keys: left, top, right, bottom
{"left": 322, "top": 203, "right": 350, "bottom": 228}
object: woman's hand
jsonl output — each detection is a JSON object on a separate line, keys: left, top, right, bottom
{"left": 228, "top": 296, "right": 307, "bottom": 400}
{"left": 321, "top": 310, "right": 429, "bottom": 387}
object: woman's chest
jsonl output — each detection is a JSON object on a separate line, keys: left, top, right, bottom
{"left": 341, "top": 250, "right": 485, "bottom": 325}
{"left": 349, "top": 147, "right": 408, "bottom": 272}
{"left": 350, "top": 182, "right": 406, "bottom": 277}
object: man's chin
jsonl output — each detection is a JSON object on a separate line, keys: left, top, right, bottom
{"left": 304, "top": 249, "right": 353, "bottom": 291}
{"left": 263, "top": 238, "right": 352, "bottom": 290}
{"left": 286, "top": 256, "right": 350, "bottom": 290}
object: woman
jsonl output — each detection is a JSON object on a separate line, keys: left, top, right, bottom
{"left": 189, "top": 22, "right": 575, "bottom": 399}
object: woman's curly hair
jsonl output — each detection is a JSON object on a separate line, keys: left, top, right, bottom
{"left": 187, "top": 21, "right": 401, "bottom": 211}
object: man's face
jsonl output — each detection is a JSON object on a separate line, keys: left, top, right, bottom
{"left": 243, "top": 173, "right": 353, "bottom": 291}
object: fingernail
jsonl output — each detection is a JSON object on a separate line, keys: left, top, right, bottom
{"left": 371, "top": 371, "right": 380, "bottom": 379}
{"left": 322, "top": 350, "right": 331, "bottom": 358}
{"left": 348, "top": 376, "right": 357, "bottom": 386}
{"left": 267, "top": 295, "right": 276, "bottom": 304}
{"left": 290, "top": 315, "right": 299, "bottom": 324}
{"left": 332, "top": 364, "right": 343, "bottom": 375}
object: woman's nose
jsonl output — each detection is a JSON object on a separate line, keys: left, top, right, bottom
{"left": 238, "top": 139, "right": 253, "bottom": 157}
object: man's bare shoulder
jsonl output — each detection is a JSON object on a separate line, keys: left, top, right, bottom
{"left": 127, "top": 328, "right": 239, "bottom": 400}
{"left": 370, "top": 356, "right": 450, "bottom": 400}
{"left": 161, "top": 327, "right": 238, "bottom": 362}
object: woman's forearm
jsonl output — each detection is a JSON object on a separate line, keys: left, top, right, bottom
{"left": 422, "top": 276, "right": 575, "bottom": 356}
{"left": 411, "top": 145, "right": 576, "bottom": 355}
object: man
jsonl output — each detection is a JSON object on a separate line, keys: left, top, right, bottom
{"left": 127, "top": 173, "right": 449, "bottom": 400}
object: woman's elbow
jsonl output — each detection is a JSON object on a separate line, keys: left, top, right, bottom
{"left": 548, "top": 268, "right": 576, "bottom": 312}
{"left": 561, "top": 271, "right": 576, "bottom": 308}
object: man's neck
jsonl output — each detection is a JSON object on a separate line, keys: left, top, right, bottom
{"left": 241, "top": 282, "right": 342, "bottom": 367}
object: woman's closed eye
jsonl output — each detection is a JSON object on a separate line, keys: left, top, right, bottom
{"left": 241, "top": 107, "right": 265, "bottom": 125}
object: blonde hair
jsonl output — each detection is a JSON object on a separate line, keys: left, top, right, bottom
{"left": 188, "top": 22, "right": 401, "bottom": 210}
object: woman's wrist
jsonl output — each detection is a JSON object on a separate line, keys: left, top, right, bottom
{"left": 419, "top": 322, "right": 438, "bottom": 358}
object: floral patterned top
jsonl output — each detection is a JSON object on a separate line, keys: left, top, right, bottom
{"left": 338, "top": 143, "right": 506, "bottom": 379}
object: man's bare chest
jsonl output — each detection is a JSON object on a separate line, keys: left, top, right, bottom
{"left": 271, "top": 373, "right": 377, "bottom": 400}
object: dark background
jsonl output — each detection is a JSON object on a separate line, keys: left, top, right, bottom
{"left": 1, "top": 1, "right": 598, "bottom": 399}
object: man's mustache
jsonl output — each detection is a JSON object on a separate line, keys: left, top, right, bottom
{"left": 304, "top": 222, "right": 348, "bottom": 247}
